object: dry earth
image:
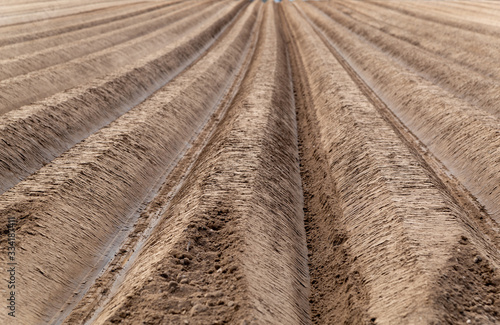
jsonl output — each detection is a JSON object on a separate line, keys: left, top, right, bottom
{"left": 0, "top": 1, "right": 499, "bottom": 324}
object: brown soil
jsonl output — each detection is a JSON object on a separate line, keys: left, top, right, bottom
{"left": 312, "top": 1, "right": 500, "bottom": 118}
{"left": 0, "top": 1, "right": 499, "bottom": 324}
{"left": 0, "top": 0, "right": 241, "bottom": 193}
{"left": 298, "top": 2, "right": 500, "bottom": 224}
{"left": 0, "top": 1, "right": 212, "bottom": 80}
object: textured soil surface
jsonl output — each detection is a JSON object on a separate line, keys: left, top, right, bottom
{"left": 0, "top": 1, "right": 499, "bottom": 324}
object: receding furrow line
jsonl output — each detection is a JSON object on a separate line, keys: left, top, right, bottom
{"left": 0, "top": 0, "right": 210, "bottom": 80}
{"left": 455, "top": 0, "right": 500, "bottom": 13}
{"left": 0, "top": 1, "right": 165, "bottom": 45}
{"left": 59, "top": 5, "right": 264, "bottom": 324}
{"left": 287, "top": 3, "right": 500, "bottom": 324}
{"left": 308, "top": 0, "right": 500, "bottom": 275}
{"left": 404, "top": 1, "right": 500, "bottom": 29}
{"left": 80, "top": 4, "right": 309, "bottom": 325}
{"left": 332, "top": 1, "right": 500, "bottom": 81}
{"left": 300, "top": 2, "right": 500, "bottom": 224}
{"left": 0, "top": 0, "right": 139, "bottom": 15}
{"left": 0, "top": 0, "right": 64, "bottom": 5}
{"left": 313, "top": 2, "right": 500, "bottom": 118}
{"left": 0, "top": 0, "right": 241, "bottom": 196}
{"left": 453, "top": 0, "right": 500, "bottom": 11}
{"left": 368, "top": 0, "right": 500, "bottom": 37}
{"left": 0, "top": 2, "right": 254, "bottom": 323}
{"left": 439, "top": 1, "right": 500, "bottom": 18}
{"left": 327, "top": 24, "right": 500, "bottom": 249}
{"left": 0, "top": 0, "right": 197, "bottom": 60}
{"left": 0, "top": 1, "right": 230, "bottom": 116}
{"left": 281, "top": 5, "right": 371, "bottom": 324}
{"left": 0, "top": 0, "right": 144, "bottom": 27}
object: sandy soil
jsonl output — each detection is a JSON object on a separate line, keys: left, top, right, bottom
{"left": 0, "top": 0, "right": 499, "bottom": 324}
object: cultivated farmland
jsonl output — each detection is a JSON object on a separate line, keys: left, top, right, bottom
{"left": 1, "top": 1, "right": 499, "bottom": 324}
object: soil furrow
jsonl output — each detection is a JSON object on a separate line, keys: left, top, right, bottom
{"left": 336, "top": 1, "right": 500, "bottom": 81}
{"left": 0, "top": 2, "right": 167, "bottom": 46}
{"left": 0, "top": 0, "right": 243, "bottom": 195}
{"left": 451, "top": 0, "right": 500, "bottom": 14}
{"left": 0, "top": 0, "right": 145, "bottom": 27}
{"left": 0, "top": 0, "right": 253, "bottom": 323}
{"left": 299, "top": 2, "right": 500, "bottom": 224}
{"left": 313, "top": 2, "right": 500, "bottom": 118}
{"left": 437, "top": 1, "right": 500, "bottom": 17}
{"left": 0, "top": 0, "right": 138, "bottom": 16}
{"left": 401, "top": 1, "right": 500, "bottom": 28}
{"left": 285, "top": 3, "right": 500, "bottom": 324}
{"left": 1, "top": 1, "right": 500, "bottom": 324}
{"left": 77, "top": 4, "right": 310, "bottom": 325}
{"left": 0, "top": 1, "right": 196, "bottom": 61}
{"left": 368, "top": 0, "right": 500, "bottom": 37}
{"left": 0, "top": 1, "right": 231, "bottom": 116}
{"left": 0, "top": 1, "right": 210, "bottom": 80}
{"left": 281, "top": 6, "right": 371, "bottom": 324}
{"left": 306, "top": 7, "right": 500, "bottom": 265}
{"left": 59, "top": 4, "right": 264, "bottom": 323}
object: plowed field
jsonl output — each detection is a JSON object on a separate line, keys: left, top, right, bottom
{"left": 1, "top": 1, "right": 499, "bottom": 324}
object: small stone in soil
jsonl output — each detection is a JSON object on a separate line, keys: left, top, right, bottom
{"left": 190, "top": 304, "right": 208, "bottom": 316}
